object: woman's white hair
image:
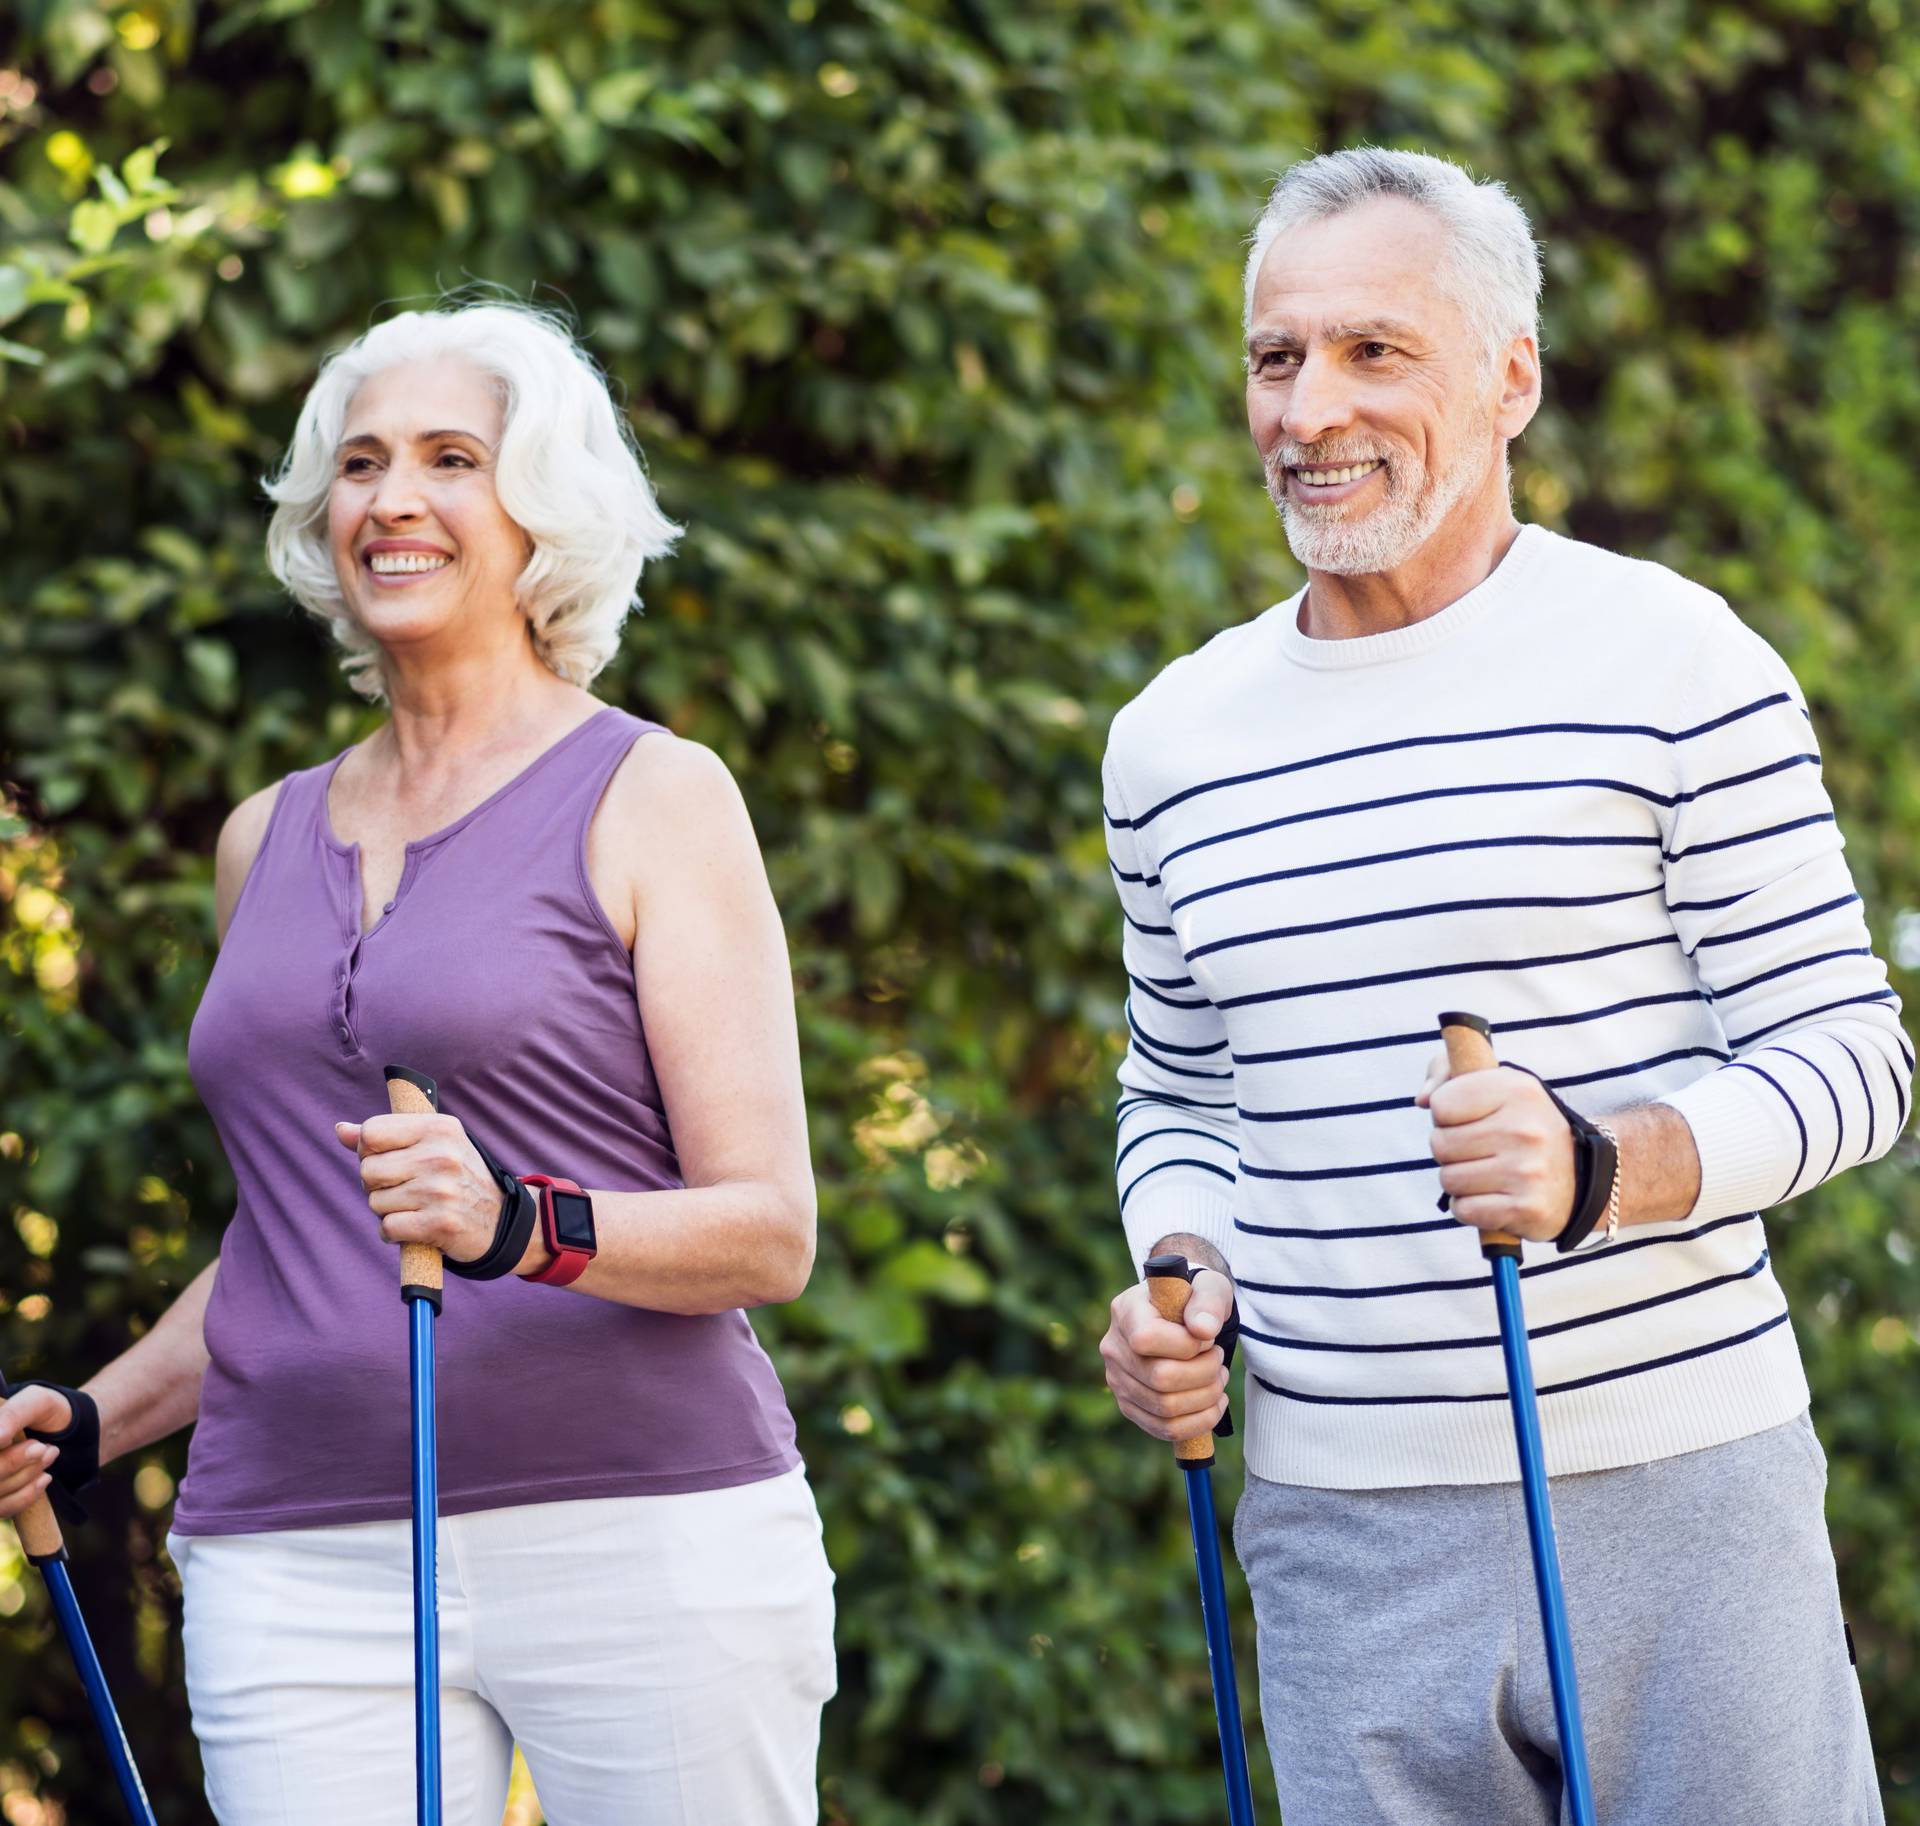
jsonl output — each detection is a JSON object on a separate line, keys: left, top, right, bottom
{"left": 1243, "top": 148, "right": 1542, "bottom": 367}
{"left": 264, "top": 298, "right": 680, "bottom": 700}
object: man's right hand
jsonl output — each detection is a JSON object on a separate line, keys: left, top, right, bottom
{"left": 0, "top": 1384, "right": 72, "bottom": 1521}
{"left": 1100, "top": 1269, "right": 1234, "bottom": 1444}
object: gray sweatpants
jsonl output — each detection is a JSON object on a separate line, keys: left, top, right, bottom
{"left": 1234, "top": 1412, "right": 1882, "bottom": 1825}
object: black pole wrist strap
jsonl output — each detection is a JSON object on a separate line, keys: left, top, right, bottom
{"left": 8, "top": 1379, "right": 100, "bottom": 1522}
{"left": 1432, "top": 1065, "right": 1616, "bottom": 1251}
{"left": 443, "top": 1127, "right": 539, "bottom": 1282}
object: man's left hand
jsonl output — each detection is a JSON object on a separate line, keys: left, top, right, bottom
{"left": 1416, "top": 1052, "right": 1576, "bottom": 1243}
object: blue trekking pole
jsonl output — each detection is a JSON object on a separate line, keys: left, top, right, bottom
{"left": 385, "top": 1065, "right": 444, "bottom": 1826}
{"left": 0, "top": 1370, "right": 157, "bottom": 1826}
{"left": 1438, "top": 1013, "right": 1597, "bottom": 1826}
{"left": 1143, "top": 1257, "right": 1257, "bottom": 1826}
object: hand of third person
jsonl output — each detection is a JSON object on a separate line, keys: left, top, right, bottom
{"left": 0, "top": 1383, "right": 71, "bottom": 1522}
{"left": 1100, "top": 1269, "right": 1233, "bottom": 1444}
{"left": 1416, "top": 1048, "right": 1577, "bottom": 1243}
{"left": 334, "top": 1111, "right": 500, "bottom": 1265}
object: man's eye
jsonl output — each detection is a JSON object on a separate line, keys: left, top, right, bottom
{"left": 1360, "top": 341, "right": 1393, "bottom": 359}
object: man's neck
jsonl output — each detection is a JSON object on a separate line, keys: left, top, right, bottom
{"left": 1298, "top": 490, "right": 1523, "bottom": 643}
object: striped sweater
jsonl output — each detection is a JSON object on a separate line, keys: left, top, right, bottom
{"left": 1104, "top": 523, "right": 1912, "bottom": 1489}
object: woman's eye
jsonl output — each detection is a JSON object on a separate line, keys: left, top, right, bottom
{"left": 342, "top": 457, "right": 376, "bottom": 476}
{"left": 435, "top": 451, "right": 474, "bottom": 468}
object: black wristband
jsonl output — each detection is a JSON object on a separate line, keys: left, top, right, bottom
{"left": 13, "top": 1381, "right": 100, "bottom": 1523}
{"left": 443, "top": 1127, "right": 539, "bottom": 1282}
{"left": 1505, "top": 1066, "right": 1617, "bottom": 1253}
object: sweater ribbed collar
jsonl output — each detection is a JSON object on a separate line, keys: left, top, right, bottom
{"left": 1272, "top": 521, "right": 1551, "bottom": 671}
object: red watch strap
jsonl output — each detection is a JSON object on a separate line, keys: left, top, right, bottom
{"left": 517, "top": 1175, "right": 593, "bottom": 1286}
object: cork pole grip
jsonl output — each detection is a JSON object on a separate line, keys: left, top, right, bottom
{"left": 15, "top": 1488, "right": 63, "bottom": 1561}
{"left": 1438, "top": 1011, "right": 1520, "bottom": 1255}
{"left": 386, "top": 1071, "right": 444, "bottom": 1299}
{"left": 1145, "top": 1270, "right": 1219, "bottom": 1466}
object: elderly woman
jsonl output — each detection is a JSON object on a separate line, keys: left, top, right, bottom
{"left": 0, "top": 302, "right": 835, "bottom": 1822}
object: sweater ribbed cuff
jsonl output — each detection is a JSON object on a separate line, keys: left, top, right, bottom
{"left": 1658, "top": 1067, "right": 1799, "bottom": 1220}
{"left": 1122, "top": 1186, "right": 1237, "bottom": 1279}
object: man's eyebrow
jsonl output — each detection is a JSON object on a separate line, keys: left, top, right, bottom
{"left": 334, "top": 427, "right": 489, "bottom": 453}
{"left": 1245, "top": 318, "right": 1427, "bottom": 352}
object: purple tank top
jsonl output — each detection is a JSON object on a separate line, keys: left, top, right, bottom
{"left": 176, "top": 707, "right": 799, "bottom": 1535}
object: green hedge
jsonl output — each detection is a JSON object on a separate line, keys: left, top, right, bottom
{"left": 3, "top": 2, "right": 1918, "bottom": 1820}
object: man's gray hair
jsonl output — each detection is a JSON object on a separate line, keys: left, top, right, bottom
{"left": 1243, "top": 148, "right": 1542, "bottom": 365}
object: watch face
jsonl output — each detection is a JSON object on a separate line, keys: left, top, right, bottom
{"left": 549, "top": 1188, "right": 596, "bottom": 1251}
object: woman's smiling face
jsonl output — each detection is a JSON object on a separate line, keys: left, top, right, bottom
{"left": 327, "top": 356, "right": 530, "bottom": 655}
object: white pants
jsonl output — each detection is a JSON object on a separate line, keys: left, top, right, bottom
{"left": 168, "top": 1467, "right": 836, "bottom": 1825}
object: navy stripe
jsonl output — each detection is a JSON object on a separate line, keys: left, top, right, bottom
{"left": 1187, "top": 887, "right": 1660, "bottom": 963}
{"left": 1237, "top": 1214, "right": 1461, "bottom": 1241}
{"left": 1240, "top": 1155, "right": 1435, "bottom": 1182}
{"left": 1547, "top": 1045, "right": 1729, "bottom": 1089}
{"left": 1230, "top": 990, "right": 1710, "bottom": 1068}
{"left": 1216, "top": 932, "right": 1679, "bottom": 1013}
{"left": 1715, "top": 947, "right": 1871, "bottom": 1003}
{"left": 1691, "top": 892, "right": 1860, "bottom": 951}
{"left": 1664, "top": 811, "right": 1833, "bottom": 862}
{"left": 1236, "top": 1211, "right": 1761, "bottom": 1299}
{"left": 1726, "top": 988, "right": 1897, "bottom": 1048}
{"left": 1239, "top": 1252, "right": 1771, "bottom": 1355}
{"left": 1130, "top": 1043, "right": 1234, "bottom": 1082}
{"left": 1775, "top": 1044, "right": 1844, "bottom": 1186}
{"left": 1109, "top": 863, "right": 1147, "bottom": 884}
{"left": 1170, "top": 835, "right": 1661, "bottom": 916}
{"left": 1163, "top": 756, "right": 1816, "bottom": 869}
{"left": 1127, "top": 1006, "right": 1227, "bottom": 1057}
{"left": 1163, "top": 779, "right": 1648, "bottom": 871}
{"left": 1124, "top": 696, "right": 1790, "bottom": 829}
{"left": 1886, "top": 1053, "right": 1910, "bottom": 1134}
{"left": 1238, "top": 1093, "right": 1415, "bottom": 1123}
{"left": 1119, "top": 1156, "right": 1235, "bottom": 1210}
{"left": 1831, "top": 1035, "right": 1875, "bottom": 1165}
{"left": 1667, "top": 887, "right": 1760, "bottom": 913}
{"left": 1128, "top": 973, "right": 1208, "bottom": 1010}
{"left": 1727, "top": 1060, "right": 1808, "bottom": 1202}
{"left": 1115, "top": 1127, "right": 1239, "bottom": 1171}
{"left": 1117, "top": 1090, "right": 1236, "bottom": 1115}
{"left": 1252, "top": 1310, "right": 1792, "bottom": 1406}
{"left": 1123, "top": 908, "right": 1175, "bottom": 937}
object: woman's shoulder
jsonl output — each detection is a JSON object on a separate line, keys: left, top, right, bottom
{"left": 214, "top": 776, "right": 292, "bottom": 943}
{"left": 586, "top": 730, "right": 764, "bottom": 945}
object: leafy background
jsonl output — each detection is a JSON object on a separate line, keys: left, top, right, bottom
{"left": 4, "top": 0, "right": 1920, "bottom": 1820}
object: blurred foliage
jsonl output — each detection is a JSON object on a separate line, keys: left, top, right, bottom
{"left": 3, "top": 0, "right": 1919, "bottom": 1820}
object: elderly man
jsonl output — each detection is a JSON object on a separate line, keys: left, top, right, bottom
{"left": 1099, "top": 148, "right": 1904, "bottom": 1825}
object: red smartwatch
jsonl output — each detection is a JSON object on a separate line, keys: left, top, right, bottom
{"left": 517, "top": 1175, "right": 598, "bottom": 1286}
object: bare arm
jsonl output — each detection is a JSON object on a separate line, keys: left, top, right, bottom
{"left": 0, "top": 783, "right": 280, "bottom": 1516}
{"left": 85, "top": 1261, "right": 218, "bottom": 1463}
{"left": 1601, "top": 1101, "right": 1701, "bottom": 1227}
{"left": 570, "top": 737, "right": 814, "bottom": 1310}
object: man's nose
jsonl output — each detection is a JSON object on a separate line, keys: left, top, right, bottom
{"left": 1280, "top": 348, "right": 1355, "bottom": 448}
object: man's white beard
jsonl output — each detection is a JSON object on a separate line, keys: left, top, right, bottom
{"left": 1265, "top": 418, "right": 1499, "bottom": 577}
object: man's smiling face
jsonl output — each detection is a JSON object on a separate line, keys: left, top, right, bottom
{"left": 1244, "top": 197, "right": 1508, "bottom": 577}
